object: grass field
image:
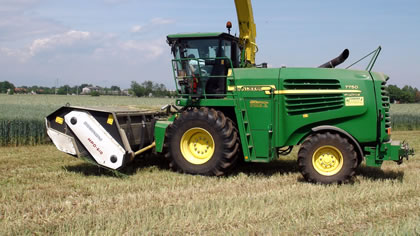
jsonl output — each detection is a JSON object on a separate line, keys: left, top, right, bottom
{"left": 1, "top": 131, "right": 419, "bottom": 235}
{"left": 390, "top": 103, "right": 420, "bottom": 130}
{"left": 0, "top": 94, "right": 173, "bottom": 146}
{"left": 0, "top": 94, "right": 173, "bottom": 120}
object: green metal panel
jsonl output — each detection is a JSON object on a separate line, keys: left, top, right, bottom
{"left": 245, "top": 98, "right": 273, "bottom": 159}
{"left": 364, "top": 140, "right": 413, "bottom": 167}
{"left": 175, "top": 98, "right": 235, "bottom": 107}
{"left": 277, "top": 68, "right": 377, "bottom": 147}
{"left": 228, "top": 68, "right": 280, "bottom": 161}
{"left": 370, "top": 72, "right": 391, "bottom": 143}
{"left": 154, "top": 120, "right": 172, "bottom": 153}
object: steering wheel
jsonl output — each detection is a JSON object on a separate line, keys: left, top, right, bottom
{"left": 200, "top": 69, "right": 208, "bottom": 77}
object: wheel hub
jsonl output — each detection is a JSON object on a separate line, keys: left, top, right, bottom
{"left": 190, "top": 134, "right": 211, "bottom": 157}
{"left": 180, "top": 128, "right": 215, "bottom": 165}
{"left": 312, "top": 146, "right": 343, "bottom": 176}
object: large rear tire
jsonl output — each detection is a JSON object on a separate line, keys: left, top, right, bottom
{"left": 164, "top": 107, "right": 239, "bottom": 176}
{"left": 298, "top": 132, "right": 358, "bottom": 184}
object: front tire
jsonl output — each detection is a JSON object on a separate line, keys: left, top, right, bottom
{"left": 298, "top": 132, "right": 358, "bottom": 184}
{"left": 164, "top": 107, "right": 239, "bottom": 176}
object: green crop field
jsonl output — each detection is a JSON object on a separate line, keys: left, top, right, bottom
{"left": 0, "top": 94, "right": 173, "bottom": 146}
{"left": 390, "top": 103, "right": 420, "bottom": 130}
{"left": 0, "top": 94, "right": 173, "bottom": 120}
{"left": 1, "top": 131, "right": 419, "bottom": 235}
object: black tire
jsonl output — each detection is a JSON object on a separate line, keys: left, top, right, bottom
{"left": 163, "top": 107, "right": 239, "bottom": 176}
{"left": 298, "top": 132, "right": 358, "bottom": 184}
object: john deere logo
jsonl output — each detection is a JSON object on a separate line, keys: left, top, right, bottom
{"left": 250, "top": 100, "right": 269, "bottom": 108}
{"left": 345, "top": 97, "right": 364, "bottom": 106}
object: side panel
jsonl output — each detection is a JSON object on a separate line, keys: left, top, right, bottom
{"left": 246, "top": 98, "right": 273, "bottom": 158}
{"left": 230, "top": 68, "right": 280, "bottom": 161}
{"left": 276, "top": 68, "right": 377, "bottom": 147}
{"left": 64, "top": 111, "right": 126, "bottom": 169}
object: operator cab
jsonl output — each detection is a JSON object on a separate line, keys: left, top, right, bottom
{"left": 167, "top": 33, "right": 241, "bottom": 96}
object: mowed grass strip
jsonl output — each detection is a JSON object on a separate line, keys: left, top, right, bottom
{"left": 1, "top": 131, "right": 419, "bottom": 235}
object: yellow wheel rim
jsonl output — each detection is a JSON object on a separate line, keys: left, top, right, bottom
{"left": 180, "top": 128, "right": 215, "bottom": 165}
{"left": 312, "top": 145, "right": 343, "bottom": 176}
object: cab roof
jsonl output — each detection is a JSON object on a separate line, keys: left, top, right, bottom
{"left": 167, "top": 32, "right": 238, "bottom": 41}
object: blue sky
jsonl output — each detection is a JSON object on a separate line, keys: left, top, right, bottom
{"left": 1, "top": 0, "right": 419, "bottom": 89}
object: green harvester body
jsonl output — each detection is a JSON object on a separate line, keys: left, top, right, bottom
{"left": 154, "top": 32, "right": 413, "bottom": 167}
{"left": 45, "top": 30, "right": 413, "bottom": 183}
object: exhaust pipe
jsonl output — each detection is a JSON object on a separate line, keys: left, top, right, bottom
{"left": 318, "top": 49, "right": 349, "bottom": 68}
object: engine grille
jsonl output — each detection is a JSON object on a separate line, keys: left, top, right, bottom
{"left": 284, "top": 79, "right": 341, "bottom": 90}
{"left": 381, "top": 81, "right": 391, "bottom": 130}
{"left": 284, "top": 79, "right": 344, "bottom": 115}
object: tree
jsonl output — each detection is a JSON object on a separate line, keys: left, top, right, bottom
{"left": 401, "top": 85, "right": 415, "bottom": 103}
{"left": 110, "top": 85, "right": 121, "bottom": 92}
{"left": 415, "top": 90, "right": 420, "bottom": 103}
{"left": 130, "top": 81, "right": 146, "bottom": 97}
{"left": 387, "top": 85, "right": 402, "bottom": 103}
{"left": 0, "top": 81, "right": 15, "bottom": 93}
{"left": 57, "top": 85, "right": 71, "bottom": 95}
{"left": 142, "top": 80, "right": 154, "bottom": 96}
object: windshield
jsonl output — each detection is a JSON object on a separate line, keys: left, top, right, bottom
{"left": 176, "top": 39, "right": 228, "bottom": 59}
{"left": 169, "top": 36, "right": 239, "bottom": 96}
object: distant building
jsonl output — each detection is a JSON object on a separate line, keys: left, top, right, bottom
{"left": 14, "top": 87, "right": 27, "bottom": 93}
{"left": 81, "top": 86, "right": 102, "bottom": 95}
{"left": 122, "top": 89, "right": 130, "bottom": 96}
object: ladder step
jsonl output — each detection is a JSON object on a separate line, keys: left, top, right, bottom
{"left": 237, "top": 96, "right": 255, "bottom": 159}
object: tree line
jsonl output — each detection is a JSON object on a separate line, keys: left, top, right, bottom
{"left": 386, "top": 85, "right": 420, "bottom": 103}
{"left": 3, "top": 80, "right": 418, "bottom": 102}
{"left": 130, "top": 81, "right": 174, "bottom": 97}
{"left": 0, "top": 80, "right": 174, "bottom": 97}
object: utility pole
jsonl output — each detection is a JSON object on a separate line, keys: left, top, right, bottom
{"left": 55, "top": 78, "right": 58, "bottom": 95}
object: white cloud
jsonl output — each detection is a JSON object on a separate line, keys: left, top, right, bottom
{"left": 120, "top": 39, "right": 165, "bottom": 59}
{"left": 131, "top": 25, "right": 143, "bottom": 33}
{"left": 0, "top": 30, "right": 93, "bottom": 62}
{"left": 0, "top": 47, "right": 25, "bottom": 59}
{"left": 29, "top": 30, "right": 91, "bottom": 56}
{"left": 0, "top": 1, "right": 174, "bottom": 88}
{"left": 0, "top": 0, "right": 41, "bottom": 13}
{"left": 150, "top": 17, "right": 175, "bottom": 25}
{"left": 130, "top": 17, "right": 175, "bottom": 35}
{"left": 0, "top": 29, "right": 167, "bottom": 64}
{"left": 0, "top": 0, "right": 65, "bottom": 44}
